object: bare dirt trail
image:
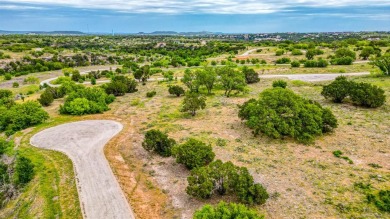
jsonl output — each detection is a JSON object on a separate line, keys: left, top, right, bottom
{"left": 30, "top": 120, "right": 135, "bottom": 219}
{"left": 259, "top": 72, "right": 370, "bottom": 81}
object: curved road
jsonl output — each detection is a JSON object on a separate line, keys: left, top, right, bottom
{"left": 30, "top": 120, "right": 135, "bottom": 219}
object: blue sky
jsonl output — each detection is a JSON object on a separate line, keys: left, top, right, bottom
{"left": 0, "top": 0, "right": 389, "bottom": 33}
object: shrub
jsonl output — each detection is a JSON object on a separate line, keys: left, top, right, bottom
{"left": 91, "top": 77, "right": 96, "bottom": 85}
{"left": 349, "top": 82, "right": 386, "bottom": 108}
{"left": 104, "top": 81, "right": 127, "bottom": 96}
{"left": 242, "top": 67, "right": 260, "bottom": 84}
{"left": 291, "top": 49, "right": 303, "bottom": 56}
{"left": 60, "top": 87, "right": 114, "bottom": 115}
{"left": 0, "top": 138, "right": 11, "bottom": 155}
{"left": 331, "top": 57, "right": 354, "bottom": 65}
{"left": 4, "top": 73, "right": 12, "bottom": 80}
{"left": 275, "top": 49, "right": 284, "bottom": 56}
{"left": 142, "top": 129, "right": 176, "bottom": 157}
{"left": 13, "top": 156, "right": 34, "bottom": 186}
{"left": 187, "top": 160, "right": 269, "bottom": 204}
{"left": 367, "top": 190, "right": 390, "bottom": 212}
{"left": 12, "top": 82, "right": 19, "bottom": 88}
{"left": 181, "top": 92, "right": 206, "bottom": 116}
{"left": 0, "top": 101, "right": 49, "bottom": 135}
{"left": 275, "top": 57, "right": 291, "bottom": 64}
{"left": 193, "top": 202, "right": 264, "bottom": 219}
{"left": 239, "top": 88, "right": 337, "bottom": 144}
{"left": 321, "top": 76, "right": 351, "bottom": 103}
{"left": 38, "top": 90, "right": 54, "bottom": 106}
{"left": 146, "top": 91, "right": 157, "bottom": 98}
{"left": 71, "top": 70, "right": 81, "bottom": 82}
{"left": 172, "top": 138, "right": 215, "bottom": 170}
{"left": 0, "top": 89, "right": 14, "bottom": 107}
{"left": 23, "top": 76, "right": 40, "bottom": 84}
{"left": 272, "top": 80, "right": 287, "bottom": 88}
{"left": 291, "top": 61, "right": 300, "bottom": 67}
{"left": 168, "top": 85, "right": 185, "bottom": 97}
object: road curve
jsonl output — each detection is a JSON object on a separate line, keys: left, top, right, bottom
{"left": 30, "top": 120, "right": 135, "bottom": 219}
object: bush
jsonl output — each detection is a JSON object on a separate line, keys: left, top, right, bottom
{"left": 13, "top": 156, "right": 34, "bottom": 186}
{"left": 104, "top": 81, "right": 127, "bottom": 96}
{"left": 187, "top": 160, "right": 269, "bottom": 204}
{"left": 146, "top": 91, "right": 156, "bottom": 98}
{"left": 275, "top": 57, "right": 291, "bottom": 64}
{"left": 275, "top": 49, "right": 284, "bottom": 56}
{"left": 71, "top": 70, "right": 81, "bottom": 81}
{"left": 173, "top": 138, "right": 215, "bottom": 170}
{"left": 38, "top": 90, "right": 54, "bottom": 106}
{"left": 272, "top": 80, "right": 287, "bottom": 88}
{"left": 321, "top": 76, "right": 351, "bottom": 103}
{"left": 367, "top": 190, "right": 390, "bottom": 212}
{"left": 168, "top": 85, "right": 185, "bottom": 97}
{"left": 239, "top": 88, "right": 338, "bottom": 144}
{"left": 350, "top": 82, "right": 386, "bottom": 108}
{"left": 12, "top": 82, "right": 19, "bottom": 88}
{"left": 291, "top": 61, "right": 300, "bottom": 67}
{"left": 193, "top": 201, "right": 264, "bottom": 219}
{"left": 0, "top": 101, "right": 49, "bottom": 135}
{"left": 142, "top": 129, "right": 176, "bottom": 157}
{"left": 4, "top": 73, "right": 12, "bottom": 80}
{"left": 0, "top": 138, "right": 11, "bottom": 155}
{"left": 91, "top": 77, "right": 96, "bottom": 85}
{"left": 60, "top": 87, "right": 114, "bottom": 115}
{"left": 291, "top": 49, "right": 303, "bottom": 56}
{"left": 304, "top": 59, "right": 328, "bottom": 68}
{"left": 331, "top": 57, "right": 354, "bottom": 65}
{"left": 242, "top": 67, "right": 260, "bottom": 84}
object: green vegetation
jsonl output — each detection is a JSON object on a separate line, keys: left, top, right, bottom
{"left": 172, "top": 138, "right": 215, "bottom": 170}
{"left": 181, "top": 92, "right": 206, "bottom": 116}
{"left": 239, "top": 88, "right": 337, "bottom": 143}
{"left": 367, "top": 190, "right": 390, "bottom": 212}
{"left": 142, "top": 129, "right": 176, "bottom": 157}
{"left": 272, "top": 80, "right": 287, "bottom": 88}
{"left": 187, "top": 160, "right": 269, "bottom": 205}
{"left": 193, "top": 201, "right": 264, "bottom": 219}
{"left": 168, "top": 85, "right": 185, "bottom": 97}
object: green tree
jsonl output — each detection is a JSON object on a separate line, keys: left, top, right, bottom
{"left": 291, "top": 61, "right": 300, "bottom": 67}
{"left": 142, "top": 129, "right": 176, "bottom": 157}
{"left": 217, "top": 67, "right": 246, "bottom": 97}
{"left": 335, "top": 48, "right": 356, "bottom": 60}
{"left": 305, "top": 49, "right": 316, "bottom": 60}
{"left": 181, "top": 92, "right": 206, "bottom": 116}
{"left": 349, "top": 82, "right": 386, "bottom": 108}
{"left": 239, "top": 88, "right": 338, "bottom": 144}
{"left": 172, "top": 138, "right": 215, "bottom": 170}
{"left": 91, "top": 77, "right": 96, "bottom": 85}
{"left": 181, "top": 69, "right": 200, "bottom": 92}
{"left": 197, "top": 67, "right": 217, "bottom": 94}
{"left": 193, "top": 202, "right": 264, "bottom": 219}
{"left": 360, "top": 47, "right": 375, "bottom": 60}
{"left": 371, "top": 53, "right": 390, "bottom": 76}
{"left": 71, "top": 70, "right": 81, "bottom": 82}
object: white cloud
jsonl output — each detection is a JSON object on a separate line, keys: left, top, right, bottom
{"left": 0, "top": 0, "right": 389, "bottom": 14}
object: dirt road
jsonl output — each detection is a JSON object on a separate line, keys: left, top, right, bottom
{"left": 30, "top": 120, "right": 135, "bottom": 219}
{"left": 259, "top": 72, "right": 370, "bottom": 82}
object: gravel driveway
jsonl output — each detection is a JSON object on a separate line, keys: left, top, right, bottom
{"left": 30, "top": 120, "right": 134, "bottom": 219}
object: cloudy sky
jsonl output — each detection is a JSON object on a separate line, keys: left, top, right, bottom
{"left": 0, "top": 0, "right": 389, "bottom": 33}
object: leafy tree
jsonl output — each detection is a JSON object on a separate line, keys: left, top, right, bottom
{"left": 13, "top": 156, "right": 34, "bottom": 186}
{"left": 217, "top": 67, "right": 246, "bottom": 97}
{"left": 38, "top": 89, "right": 54, "bottom": 106}
{"left": 349, "top": 82, "right": 386, "bottom": 108}
{"left": 321, "top": 76, "right": 351, "bottom": 103}
{"left": 181, "top": 92, "right": 206, "bottom": 116}
{"left": 172, "top": 138, "right": 215, "bottom": 170}
{"left": 134, "top": 65, "right": 150, "bottom": 83}
{"left": 193, "top": 202, "right": 264, "bottom": 219}
{"left": 181, "top": 69, "right": 200, "bottom": 92}
{"left": 370, "top": 53, "right": 390, "bottom": 76}
{"left": 197, "top": 67, "right": 217, "bottom": 94}
{"left": 0, "top": 89, "right": 14, "bottom": 107}
{"left": 0, "top": 138, "right": 11, "bottom": 155}
{"left": 359, "top": 47, "right": 375, "bottom": 60}
{"left": 142, "top": 129, "right": 176, "bottom": 157}
{"left": 239, "top": 88, "right": 338, "bottom": 144}
{"left": 306, "top": 49, "right": 316, "bottom": 60}
{"left": 272, "top": 80, "right": 287, "bottom": 88}
{"left": 335, "top": 48, "right": 356, "bottom": 60}
{"left": 163, "top": 70, "right": 174, "bottom": 82}
{"left": 242, "top": 67, "right": 260, "bottom": 84}
{"left": 168, "top": 85, "right": 185, "bottom": 97}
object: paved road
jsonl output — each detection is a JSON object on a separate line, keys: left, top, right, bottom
{"left": 259, "top": 72, "right": 370, "bottom": 82}
{"left": 30, "top": 120, "right": 135, "bottom": 219}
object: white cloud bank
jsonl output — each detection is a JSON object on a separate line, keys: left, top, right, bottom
{"left": 0, "top": 0, "right": 389, "bottom": 14}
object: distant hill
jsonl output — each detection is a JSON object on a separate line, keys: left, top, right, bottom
{"left": 139, "top": 31, "right": 224, "bottom": 36}
{"left": 0, "top": 30, "right": 85, "bottom": 35}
